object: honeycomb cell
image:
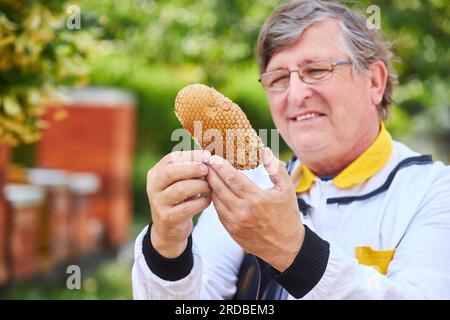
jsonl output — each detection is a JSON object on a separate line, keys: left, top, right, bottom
{"left": 175, "top": 84, "right": 264, "bottom": 170}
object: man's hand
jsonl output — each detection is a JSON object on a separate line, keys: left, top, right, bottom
{"left": 147, "top": 150, "right": 211, "bottom": 258}
{"left": 207, "top": 148, "right": 305, "bottom": 272}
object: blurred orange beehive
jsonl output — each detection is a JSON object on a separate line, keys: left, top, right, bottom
{"left": 36, "top": 87, "right": 136, "bottom": 248}
{"left": 0, "top": 145, "right": 10, "bottom": 284}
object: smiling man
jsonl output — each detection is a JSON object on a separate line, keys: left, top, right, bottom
{"left": 132, "top": 0, "right": 450, "bottom": 299}
{"left": 262, "top": 18, "right": 384, "bottom": 178}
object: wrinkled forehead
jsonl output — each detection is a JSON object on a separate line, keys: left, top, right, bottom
{"left": 267, "top": 19, "right": 346, "bottom": 70}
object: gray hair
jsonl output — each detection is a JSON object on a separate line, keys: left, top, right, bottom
{"left": 257, "top": 0, "right": 397, "bottom": 120}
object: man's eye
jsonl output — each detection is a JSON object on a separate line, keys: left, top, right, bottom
{"left": 304, "top": 68, "right": 328, "bottom": 78}
{"left": 270, "top": 75, "right": 289, "bottom": 87}
{"left": 303, "top": 64, "right": 331, "bottom": 79}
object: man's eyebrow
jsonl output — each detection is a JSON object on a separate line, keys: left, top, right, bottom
{"left": 265, "top": 66, "right": 288, "bottom": 73}
{"left": 298, "top": 58, "right": 315, "bottom": 65}
{"left": 297, "top": 57, "right": 333, "bottom": 65}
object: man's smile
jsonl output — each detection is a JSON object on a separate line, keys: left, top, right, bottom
{"left": 288, "top": 110, "right": 327, "bottom": 125}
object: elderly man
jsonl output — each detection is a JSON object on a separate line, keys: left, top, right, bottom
{"left": 132, "top": 0, "right": 450, "bottom": 299}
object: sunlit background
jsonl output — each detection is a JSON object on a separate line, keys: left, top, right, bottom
{"left": 0, "top": 0, "right": 449, "bottom": 299}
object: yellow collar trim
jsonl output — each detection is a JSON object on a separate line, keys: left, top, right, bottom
{"left": 294, "top": 123, "right": 392, "bottom": 193}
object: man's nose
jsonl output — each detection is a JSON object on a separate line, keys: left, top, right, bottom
{"left": 287, "top": 71, "right": 313, "bottom": 105}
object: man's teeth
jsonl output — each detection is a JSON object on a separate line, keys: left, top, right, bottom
{"left": 296, "top": 113, "right": 321, "bottom": 121}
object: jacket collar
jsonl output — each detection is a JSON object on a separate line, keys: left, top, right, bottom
{"left": 293, "top": 123, "right": 393, "bottom": 193}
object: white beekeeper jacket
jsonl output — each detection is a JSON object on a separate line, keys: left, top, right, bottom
{"left": 132, "top": 125, "right": 450, "bottom": 299}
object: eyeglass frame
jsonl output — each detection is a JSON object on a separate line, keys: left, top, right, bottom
{"left": 258, "top": 60, "right": 353, "bottom": 93}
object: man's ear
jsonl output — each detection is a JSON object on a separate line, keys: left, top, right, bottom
{"left": 369, "top": 60, "right": 388, "bottom": 107}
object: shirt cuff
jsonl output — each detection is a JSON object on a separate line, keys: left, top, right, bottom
{"left": 142, "top": 224, "right": 194, "bottom": 281}
{"left": 272, "top": 225, "right": 330, "bottom": 298}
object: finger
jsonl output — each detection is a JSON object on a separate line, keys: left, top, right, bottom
{"left": 262, "top": 147, "right": 291, "bottom": 192}
{"left": 207, "top": 167, "right": 239, "bottom": 210}
{"left": 161, "top": 179, "right": 211, "bottom": 205}
{"left": 211, "top": 191, "right": 234, "bottom": 230}
{"left": 152, "top": 162, "right": 209, "bottom": 191}
{"left": 171, "top": 195, "right": 211, "bottom": 223}
{"left": 148, "top": 150, "right": 209, "bottom": 191}
{"left": 169, "top": 150, "right": 211, "bottom": 164}
{"left": 208, "top": 155, "right": 256, "bottom": 197}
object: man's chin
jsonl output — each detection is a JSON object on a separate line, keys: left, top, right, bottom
{"left": 292, "top": 140, "right": 329, "bottom": 154}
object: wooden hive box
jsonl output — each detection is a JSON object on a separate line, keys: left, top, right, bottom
{"left": 4, "top": 184, "right": 45, "bottom": 280}
{"left": 0, "top": 145, "right": 10, "bottom": 284}
{"left": 36, "top": 87, "right": 136, "bottom": 248}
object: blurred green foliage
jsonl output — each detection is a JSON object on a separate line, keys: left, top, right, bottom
{"left": 80, "top": 0, "right": 282, "bottom": 153}
{"left": 0, "top": 0, "right": 98, "bottom": 145}
{"left": 348, "top": 0, "right": 450, "bottom": 157}
{"left": 1, "top": 259, "right": 132, "bottom": 299}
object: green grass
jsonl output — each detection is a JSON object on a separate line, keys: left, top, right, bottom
{"left": 1, "top": 259, "right": 132, "bottom": 300}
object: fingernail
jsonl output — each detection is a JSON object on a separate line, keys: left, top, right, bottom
{"left": 202, "top": 150, "right": 211, "bottom": 163}
{"left": 263, "top": 147, "right": 273, "bottom": 163}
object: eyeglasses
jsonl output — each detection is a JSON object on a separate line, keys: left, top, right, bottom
{"left": 259, "top": 60, "right": 353, "bottom": 93}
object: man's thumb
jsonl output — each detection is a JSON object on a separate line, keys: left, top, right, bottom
{"left": 262, "top": 147, "right": 289, "bottom": 190}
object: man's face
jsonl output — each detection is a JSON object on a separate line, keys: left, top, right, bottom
{"left": 266, "top": 19, "right": 379, "bottom": 170}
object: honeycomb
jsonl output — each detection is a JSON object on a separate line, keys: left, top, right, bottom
{"left": 174, "top": 84, "right": 264, "bottom": 170}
